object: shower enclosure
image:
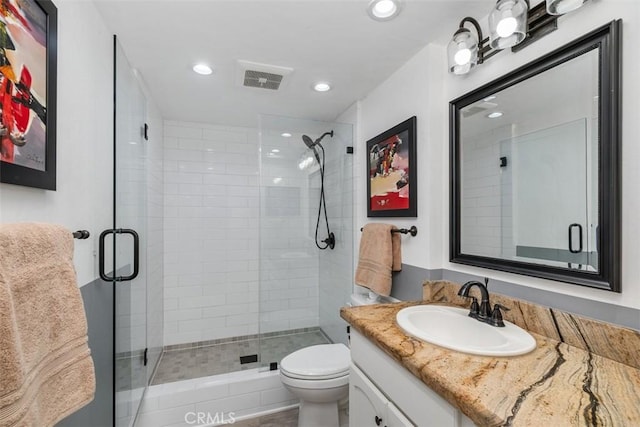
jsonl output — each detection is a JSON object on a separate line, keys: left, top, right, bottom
{"left": 129, "top": 113, "right": 354, "bottom": 424}
{"left": 111, "top": 41, "right": 354, "bottom": 422}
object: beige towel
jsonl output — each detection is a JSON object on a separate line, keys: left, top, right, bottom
{"left": 355, "top": 223, "right": 402, "bottom": 296}
{"left": 0, "top": 223, "right": 96, "bottom": 427}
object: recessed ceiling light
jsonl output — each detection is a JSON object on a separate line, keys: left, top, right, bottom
{"left": 271, "top": 149, "right": 280, "bottom": 153}
{"left": 281, "top": 132, "right": 292, "bottom": 138}
{"left": 483, "top": 95, "right": 497, "bottom": 102}
{"left": 313, "top": 82, "right": 331, "bottom": 92}
{"left": 193, "top": 63, "right": 213, "bottom": 75}
{"left": 487, "top": 111, "right": 504, "bottom": 119}
{"left": 367, "top": 0, "right": 401, "bottom": 21}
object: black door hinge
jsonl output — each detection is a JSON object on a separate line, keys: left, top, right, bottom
{"left": 144, "top": 123, "right": 149, "bottom": 141}
{"left": 143, "top": 348, "right": 148, "bottom": 366}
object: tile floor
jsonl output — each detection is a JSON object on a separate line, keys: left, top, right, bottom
{"left": 151, "top": 329, "right": 330, "bottom": 385}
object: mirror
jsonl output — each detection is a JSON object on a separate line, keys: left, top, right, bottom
{"left": 450, "top": 20, "right": 621, "bottom": 292}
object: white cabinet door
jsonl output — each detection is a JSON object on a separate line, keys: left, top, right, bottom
{"left": 350, "top": 364, "right": 387, "bottom": 427}
{"left": 386, "top": 401, "right": 414, "bottom": 427}
{"left": 350, "top": 363, "right": 415, "bottom": 427}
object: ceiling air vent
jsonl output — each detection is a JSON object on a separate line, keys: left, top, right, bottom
{"left": 461, "top": 101, "right": 498, "bottom": 118}
{"left": 244, "top": 70, "right": 283, "bottom": 90}
{"left": 237, "top": 60, "right": 293, "bottom": 91}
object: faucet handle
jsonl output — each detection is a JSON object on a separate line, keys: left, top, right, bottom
{"left": 490, "top": 304, "right": 509, "bottom": 327}
{"left": 469, "top": 297, "right": 480, "bottom": 317}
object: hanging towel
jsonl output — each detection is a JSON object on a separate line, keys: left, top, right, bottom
{"left": 0, "top": 223, "right": 95, "bottom": 427}
{"left": 355, "top": 223, "right": 402, "bottom": 297}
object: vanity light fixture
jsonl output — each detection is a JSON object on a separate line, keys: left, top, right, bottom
{"left": 489, "top": 0, "right": 528, "bottom": 49}
{"left": 367, "top": 0, "right": 401, "bottom": 21}
{"left": 448, "top": 0, "right": 589, "bottom": 75}
{"left": 546, "top": 0, "right": 589, "bottom": 15}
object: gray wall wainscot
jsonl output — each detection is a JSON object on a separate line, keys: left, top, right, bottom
{"left": 391, "top": 264, "right": 640, "bottom": 331}
{"left": 57, "top": 277, "right": 114, "bottom": 427}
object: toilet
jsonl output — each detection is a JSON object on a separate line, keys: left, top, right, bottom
{"left": 280, "top": 288, "right": 395, "bottom": 427}
{"left": 279, "top": 343, "right": 350, "bottom": 427}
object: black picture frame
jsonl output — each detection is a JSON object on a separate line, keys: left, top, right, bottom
{"left": 449, "top": 21, "right": 621, "bottom": 292}
{"left": 0, "top": 0, "right": 57, "bottom": 190}
{"left": 366, "top": 116, "right": 417, "bottom": 217}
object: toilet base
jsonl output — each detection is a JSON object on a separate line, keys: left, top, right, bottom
{"left": 298, "top": 400, "right": 339, "bottom": 427}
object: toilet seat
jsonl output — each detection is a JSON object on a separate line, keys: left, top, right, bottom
{"left": 280, "top": 343, "right": 350, "bottom": 380}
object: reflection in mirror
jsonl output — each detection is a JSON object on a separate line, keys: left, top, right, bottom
{"left": 450, "top": 20, "right": 621, "bottom": 291}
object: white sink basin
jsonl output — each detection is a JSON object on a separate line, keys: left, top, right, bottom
{"left": 396, "top": 305, "right": 536, "bottom": 357}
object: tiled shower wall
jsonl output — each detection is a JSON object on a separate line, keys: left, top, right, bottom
{"left": 258, "top": 126, "right": 320, "bottom": 334}
{"left": 163, "top": 119, "right": 351, "bottom": 347}
{"left": 163, "top": 121, "right": 261, "bottom": 346}
{"left": 318, "top": 125, "right": 354, "bottom": 346}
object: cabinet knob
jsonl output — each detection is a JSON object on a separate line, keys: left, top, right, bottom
{"left": 375, "top": 415, "right": 382, "bottom": 426}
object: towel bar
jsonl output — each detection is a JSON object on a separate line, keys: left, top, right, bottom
{"left": 360, "top": 226, "right": 417, "bottom": 237}
{"left": 73, "top": 230, "right": 90, "bottom": 239}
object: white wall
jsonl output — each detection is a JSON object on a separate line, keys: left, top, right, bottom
{"left": 357, "top": 43, "right": 446, "bottom": 272}
{"left": 0, "top": 0, "right": 112, "bottom": 287}
{"left": 356, "top": 0, "right": 640, "bottom": 310}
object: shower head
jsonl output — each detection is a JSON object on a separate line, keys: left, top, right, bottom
{"left": 302, "top": 134, "right": 316, "bottom": 149}
{"left": 302, "top": 130, "right": 334, "bottom": 149}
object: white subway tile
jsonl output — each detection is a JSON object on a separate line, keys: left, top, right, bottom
{"left": 202, "top": 129, "right": 248, "bottom": 144}
{"left": 165, "top": 125, "right": 203, "bottom": 139}
{"left": 178, "top": 138, "right": 203, "bottom": 150}
{"left": 179, "top": 295, "right": 226, "bottom": 309}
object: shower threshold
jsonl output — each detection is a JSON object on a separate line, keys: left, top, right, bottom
{"left": 151, "top": 327, "right": 330, "bottom": 385}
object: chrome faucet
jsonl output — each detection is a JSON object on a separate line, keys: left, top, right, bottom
{"left": 457, "top": 278, "right": 509, "bottom": 327}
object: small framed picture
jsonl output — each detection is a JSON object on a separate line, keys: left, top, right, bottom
{"left": 366, "top": 116, "right": 417, "bottom": 217}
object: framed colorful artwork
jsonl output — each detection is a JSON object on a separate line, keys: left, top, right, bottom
{"left": 0, "top": 0, "right": 57, "bottom": 190}
{"left": 366, "top": 116, "right": 417, "bottom": 217}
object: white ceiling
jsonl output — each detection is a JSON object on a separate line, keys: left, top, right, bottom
{"left": 95, "top": 0, "right": 495, "bottom": 128}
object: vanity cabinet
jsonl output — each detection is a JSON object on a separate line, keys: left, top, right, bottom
{"left": 350, "top": 363, "right": 413, "bottom": 427}
{"left": 350, "top": 330, "right": 475, "bottom": 427}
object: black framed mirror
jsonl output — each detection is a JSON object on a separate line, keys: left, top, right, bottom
{"left": 450, "top": 20, "right": 621, "bottom": 292}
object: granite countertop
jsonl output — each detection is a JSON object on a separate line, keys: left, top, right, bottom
{"left": 341, "top": 301, "right": 640, "bottom": 427}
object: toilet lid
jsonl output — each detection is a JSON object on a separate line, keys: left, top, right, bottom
{"left": 280, "top": 343, "right": 350, "bottom": 380}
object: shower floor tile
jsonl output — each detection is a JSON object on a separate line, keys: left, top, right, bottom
{"left": 151, "top": 329, "right": 330, "bottom": 385}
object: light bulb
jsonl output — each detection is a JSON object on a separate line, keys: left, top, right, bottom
{"left": 374, "top": 0, "right": 395, "bottom": 16}
{"left": 496, "top": 16, "right": 517, "bottom": 37}
{"left": 454, "top": 48, "right": 472, "bottom": 66}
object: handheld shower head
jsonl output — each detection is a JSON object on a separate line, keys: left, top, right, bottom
{"left": 302, "top": 134, "right": 321, "bottom": 164}
{"left": 302, "top": 130, "right": 334, "bottom": 149}
{"left": 302, "top": 134, "right": 316, "bottom": 149}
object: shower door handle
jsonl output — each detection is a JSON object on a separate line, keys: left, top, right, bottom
{"left": 568, "top": 223, "right": 583, "bottom": 254}
{"left": 99, "top": 228, "right": 140, "bottom": 282}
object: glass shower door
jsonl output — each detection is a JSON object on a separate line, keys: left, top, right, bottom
{"left": 257, "top": 115, "right": 354, "bottom": 370}
{"left": 113, "top": 37, "right": 148, "bottom": 427}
